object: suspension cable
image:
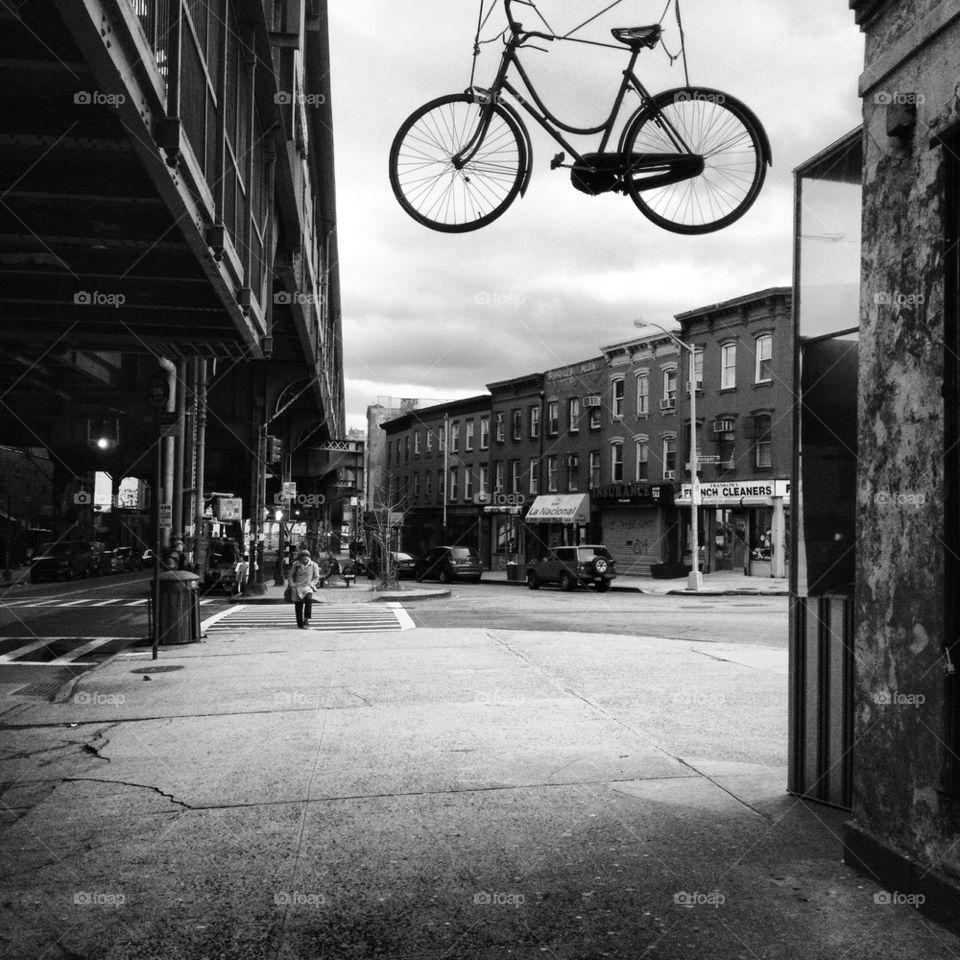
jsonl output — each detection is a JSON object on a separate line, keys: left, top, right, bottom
{"left": 675, "top": 0, "right": 690, "bottom": 86}
{"left": 562, "top": 0, "right": 627, "bottom": 39}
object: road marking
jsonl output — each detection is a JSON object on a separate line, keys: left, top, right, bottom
{"left": 88, "top": 599, "right": 125, "bottom": 606}
{"left": 48, "top": 637, "right": 120, "bottom": 664}
{"left": 0, "top": 638, "right": 56, "bottom": 662}
{"left": 203, "top": 604, "right": 410, "bottom": 634}
{"left": 59, "top": 599, "right": 96, "bottom": 606}
{"left": 0, "top": 637, "right": 135, "bottom": 665}
{"left": 124, "top": 599, "right": 148, "bottom": 606}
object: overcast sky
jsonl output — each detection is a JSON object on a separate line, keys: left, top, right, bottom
{"left": 328, "top": 1, "right": 864, "bottom": 432}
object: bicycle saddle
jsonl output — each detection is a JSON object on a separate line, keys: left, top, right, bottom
{"left": 611, "top": 25, "right": 662, "bottom": 50}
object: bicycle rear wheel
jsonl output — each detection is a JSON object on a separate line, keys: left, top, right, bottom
{"left": 389, "top": 94, "right": 527, "bottom": 233}
{"left": 623, "top": 87, "right": 768, "bottom": 234}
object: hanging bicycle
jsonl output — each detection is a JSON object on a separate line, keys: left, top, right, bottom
{"left": 389, "top": 0, "right": 771, "bottom": 234}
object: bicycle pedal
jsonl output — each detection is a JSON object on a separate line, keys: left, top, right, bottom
{"left": 550, "top": 152, "right": 566, "bottom": 170}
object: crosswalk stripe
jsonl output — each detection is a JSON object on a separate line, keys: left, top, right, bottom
{"left": 48, "top": 637, "right": 118, "bottom": 664}
{"left": 88, "top": 599, "right": 124, "bottom": 606}
{"left": 59, "top": 599, "right": 96, "bottom": 606}
{"left": 203, "top": 605, "right": 408, "bottom": 633}
{"left": 0, "top": 638, "right": 57, "bottom": 662}
{"left": 124, "top": 599, "right": 148, "bottom": 606}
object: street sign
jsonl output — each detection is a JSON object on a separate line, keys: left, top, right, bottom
{"left": 389, "top": 511, "right": 405, "bottom": 526}
{"left": 149, "top": 374, "right": 169, "bottom": 408}
{"left": 282, "top": 481, "right": 297, "bottom": 499}
{"left": 159, "top": 503, "right": 173, "bottom": 526}
{"left": 216, "top": 497, "right": 242, "bottom": 521}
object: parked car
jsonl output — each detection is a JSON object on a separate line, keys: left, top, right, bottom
{"left": 141, "top": 549, "right": 158, "bottom": 568}
{"left": 110, "top": 546, "right": 139, "bottom": 573}
{"left": 525, "top": 545, "right": 617, "bottom": 592}
{"left": 415, "top": 546, "right": 482, "bottom": 584}
{"left": 29, "top": 540, "right": 96, "bottom": 582}
{"left": 365, "top": 551, "right": 419, "bottom": 580}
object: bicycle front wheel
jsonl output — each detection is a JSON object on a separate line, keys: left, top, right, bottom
{"left": 389, "top": 94, "right": 527, "bottom": 233}
{"left": 623, "top": 87, "right": 768, "bottom": 235}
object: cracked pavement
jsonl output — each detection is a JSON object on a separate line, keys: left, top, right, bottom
{"left": 1, "top": 622, "right": 958, "bottom": 959}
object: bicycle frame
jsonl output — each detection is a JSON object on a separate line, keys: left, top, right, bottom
{"left": 456, "top": 0, "right": 694, "bottom": 171}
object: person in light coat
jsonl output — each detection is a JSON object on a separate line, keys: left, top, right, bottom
{"left": 286, "top": 549, "right": 320, "bottom": 628}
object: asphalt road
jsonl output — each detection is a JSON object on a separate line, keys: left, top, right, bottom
{"left": 407, "top": 582, "right": 788, "bottom": 649}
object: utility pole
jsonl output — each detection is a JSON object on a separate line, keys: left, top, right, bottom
{"left": 635, "top": 320, "right": 703, "bottom": 592}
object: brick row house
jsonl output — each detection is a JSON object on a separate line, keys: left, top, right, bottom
{"left": 374, "top": 287, "right": 795, "bottom": 578}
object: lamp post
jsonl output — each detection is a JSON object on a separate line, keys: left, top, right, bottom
{"left": 634, "top": 320, "right": 703, "bottom": 591}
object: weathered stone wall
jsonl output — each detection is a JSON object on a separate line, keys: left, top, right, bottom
{"left": 854, "top": 0, "right": 960, "bottom": 881}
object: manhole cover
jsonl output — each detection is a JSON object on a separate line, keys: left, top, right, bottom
{"left": 130, "top": 665, "right": 184, "bottom": 674}
{"left": 14, "top": 681, "right": 63, "bottom": 698}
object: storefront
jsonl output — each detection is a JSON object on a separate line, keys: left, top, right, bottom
{"left": 591, "top": 482, "right": 675, "bottom": 575}
{"left": 675, "top": 479, "right": 790, "bottom": 577}
{"left": 523, "top": 493, "right": 592, "bottom": 557}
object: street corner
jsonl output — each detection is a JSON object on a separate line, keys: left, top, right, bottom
{"left": 368, "top": 587, "right": 450, "bottom": 602}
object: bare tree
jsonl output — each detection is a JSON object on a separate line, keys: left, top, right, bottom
{"left": 364, "top": 473, "right": 414, "bottom": 590}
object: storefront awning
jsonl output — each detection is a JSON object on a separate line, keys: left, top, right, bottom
{"left": 524, "top": 494, "right": 590, "bottom": 523}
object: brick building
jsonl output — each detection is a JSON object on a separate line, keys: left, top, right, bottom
{"left": 676, "top": 287, "right": 794, "bottom": 577}
{"left": 596, "top": 335, "right": 681, "bottom": 575}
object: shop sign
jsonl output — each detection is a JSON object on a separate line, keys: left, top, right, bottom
{"left": 216, "top": 497, "right": 243, "bottom": 521}
{"left": 525, "top": 494, "right": 590, "bottom": 523}
{"left": 590, "top": 482, "right": 672, "bottom": 505}
{"left": 676, "top": 479, "right": 790, "bottom": 505}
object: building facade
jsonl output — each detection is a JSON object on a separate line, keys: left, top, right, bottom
{"left": 597, "top": 336, "right": 681, "bottom": 575}
{"left": 676, "top": 288, "right": 794, "bottom": 578}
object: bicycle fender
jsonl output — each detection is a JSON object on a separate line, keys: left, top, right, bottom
{"left": 621, "top": 87, "right": 773, "bottom": 167}
{"left": 489, "top": 97, "right": 535, "bottom": 197}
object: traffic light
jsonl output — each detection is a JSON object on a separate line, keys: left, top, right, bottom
{"left": 265, "top": 436, "right": 283, "bottom": 462}
{"left": 87, "top": 417, "right": 119, "bottom": 451}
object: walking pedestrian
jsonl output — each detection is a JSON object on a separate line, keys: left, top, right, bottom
{"left": 286, "top": 549, "right": 320, "bottom": 628}
{"left": 233, "top": 554, "right": 250, "bottom": 596}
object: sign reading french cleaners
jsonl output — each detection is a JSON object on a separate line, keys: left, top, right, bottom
{"left": 675, "top": 479, "right": 790, "bottom": 506}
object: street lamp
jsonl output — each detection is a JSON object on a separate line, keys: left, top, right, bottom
{"left": 634, "top": 320, "right": 703, "bottom": 591}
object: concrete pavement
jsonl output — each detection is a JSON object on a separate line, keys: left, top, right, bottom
{"left": 1, "top": 609, "right": 951, "bottom": 958}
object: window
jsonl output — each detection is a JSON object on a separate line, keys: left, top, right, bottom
{"left": 612, "top": 378, "right": 625, "bottom": 418}
{"left": 689, "top": 348, "right": 703, "bottom": 389}
{"left": 451, "top": 422, "right": 460, "bottom": 452}
{"left": 425, "top": 471, "right": 432, "bottom": 499}
{"left": 479, "top": 416, "right": 490, "bottom": 449}
{"left": 636, "top": 374, "right": 649, "bottom": 416}
{"left": 754, "top": 414, "right": 772, "bottom": 468}
{"left": 438, "top": 426, "right": 445, "bottom": 452}
{"left": 495, "top": 461, "right": 505, "bottom": 493}
{"left": 547, "top": 401, "right": 559, "bottom": 435}
{"left": 511, "top": 459, "right": 520, "bottom": 493}
{"left": 413, "top": 472, "right": 421, "bottom": 499}
{"left": 387, "top": 440, "right": 392, "bottom": 466}
{"left": 448, "top": 466, "right": 458, "bottom": 500}
{"left": 438, "top": 470, "right": 444, "bottom": 502}
{"left": 635, "top": 439, "right": 649, "bottom": 480}
{"left": 663, "top": 437, "right": 677, "bottom": 478}
{"left": 662, "top": 367, "right": 677, "bottom": 406}
{"left": 478, "top": 464, "right": 489, "bottom": 496}
{"left": 426, "top": 429, "right": 433, "bottom": 453}
{"left": 589, "top": 407, "right": 601, "bottom": 430}
{"left": 755, "top": 334, "right": 773, "bottom": 383}
{"left": 465, "top": 419, "right": 474, "bottom": 451}
{"left": 495, "top": 411, "right": 505, "bottom": 442}
{"left": 404, "top": 436, "right": 410, "bottom": 462}
{"left": 569, "top": 398, "right": 581, "bottom": 432}
{"left": 464, "top": 466, "right": 473, "bottom": 500}
{"left": 567, "top": 453, "right": 580, "bottom": 492}
{"left": 547, "top": 455, "right": 558, "bottom": 492}
{"left": 611, "top": 441, "right": 623, "bottom": 482}
{"left": 529, "top": 405, "right": 540, "bottom": 438}
{"left": 529, "top": 457, "right": 539, "bottom": 494}
{"left": 512, "top": 408, "right": 522, "bottom": 440}
{"left": 589, "top": 450, "right": 601, "bottom": 488}
{"left": 414, "top": 430, "right": 421, "bottom": 455}
{"left": 721, "top": 342, "right": 737, "bottom": 389}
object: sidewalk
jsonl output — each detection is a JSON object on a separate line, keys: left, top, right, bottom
{"left": 482, "top": 566, "right": 789, "bottom": 596}
{"left": 1, "top": 617, "right": 952, "bottom": 958}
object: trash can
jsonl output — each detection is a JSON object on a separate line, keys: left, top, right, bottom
{"left": 157, "top": 570, "right": 201, "bottom": 645}
{"left": 505, "top": 562, "right": 520, "bottom": 582}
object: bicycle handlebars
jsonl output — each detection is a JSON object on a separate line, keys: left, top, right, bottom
{"left": 504, "top": 0, "right": 555, "bottom": 43}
